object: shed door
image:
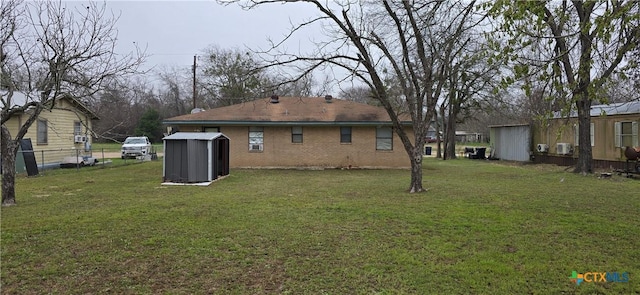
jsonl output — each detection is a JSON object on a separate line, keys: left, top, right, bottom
{"left": 187, "top": 139, "right": 209, "bottom": 182}
{"left": 165, "top": 140, "right": 189, "bottom": 182}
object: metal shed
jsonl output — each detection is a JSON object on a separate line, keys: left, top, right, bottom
{"left": 489, "top": 124, "right": 531, "bottom": 162}
{"left": 162, "top": 132, "right": 230, "bottom": 183}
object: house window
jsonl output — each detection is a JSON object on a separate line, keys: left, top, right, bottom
{"left": 615, "top": 121, "right": 638, "bottom": 148}
{"left": 291, "top": 126, "right": 303, "bottom": 143}
{"left": 340, "top": 127, "right": 352, "bottom": 143}
{"left": 249, "top": 126, "right": 263, "bottom": 151}
{"left": 376, "top": 126, "right": 393, "bottom": 150}
{"left": 74, "top": 121, "right": 82, "bottom": 135}
{"left": 37, "top": 119, "right": 48, "bottom": 144}
{"left": 574, "top": 123, "right": 594, "bottom": 146}
{"left": 204, "top": 127, "right": 220, "bottom": 132}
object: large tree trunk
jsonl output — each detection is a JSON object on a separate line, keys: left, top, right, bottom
{"left": 444, "top": 112, "right": 457, "bottom": 160}
{"left": 1, "top": 126, "right": 18, "bottom": 206}
{"left": 574, "top": 95, "right": 592, "bottom": 174}
{"left": 436, "top": 107, "right": 443, "bottom": 159}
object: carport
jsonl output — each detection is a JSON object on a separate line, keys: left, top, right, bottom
{"left": 162, "top": 132, "right": 230, "bottom": 184}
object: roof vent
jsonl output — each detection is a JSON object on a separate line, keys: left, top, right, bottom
{"left": 190, "top": 108, "right": 204, "bottom": 114}
{"left": 270, "top": 95, "right": 279, "bottom": 103}
{"left": 325, "top": 95, "right": 333, "bottom": 103}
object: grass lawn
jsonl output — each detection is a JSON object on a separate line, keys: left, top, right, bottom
{"left": 1, "top": 158, "right": 638, "bottom": 294}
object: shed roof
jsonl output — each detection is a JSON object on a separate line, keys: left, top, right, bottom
{"left": 163, "top": 132, "right": 228, "bottom": 141}
{"left": 163, "top": 96, "right": 411, "bottom": 126}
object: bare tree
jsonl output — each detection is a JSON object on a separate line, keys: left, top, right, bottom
{"left": 488, "top": 1, "right": 640, "bottom": 174}
{"left": 1, "top": 0, "right": 145, "bottom": 205}
{"left": 437, "top": 12, "right": 498, "bottom": 159}
{"left": 339, "top": 85, "right": 374, "bottom": 105}
{"left": 222, "top": 0, "right": 482, "bottom": 192}
{"left": 156, "top": 66, "right": 192, "bottom": 115}
{"left": 92, "top": 78, "right": 157, "bottom": 142}
{"left": 198, "top": 45, "right": 273, "bottom": 106}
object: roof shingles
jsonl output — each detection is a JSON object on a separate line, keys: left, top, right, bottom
{"left": 165, "top": 96, "right": 409, "bottom": 124}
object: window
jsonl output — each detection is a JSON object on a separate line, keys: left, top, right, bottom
{"left": 204, "top": 127, "right": 220, "bottom": 132}
{"left": 376, "top": 126, "right": 393, "bottom": 150}
{"left": 574, "top": 123, "right": 594, "bottom": 146}
{"left": 340, "top": 127, "right": 352, "bottom": 143}
{"left": 249, "top": 126, "right": 264, "bottom": 151}
{"left": 74, "top": 121, "right": 82, "bottom": 135}
{"left": 291, "top": 126, "right": 303, "bottom": 143}
{"left": 615, "top": 121, "right": 638, "bottom": 148}
{"left": 37, "top": 119, "right": 48, "bottom": 144}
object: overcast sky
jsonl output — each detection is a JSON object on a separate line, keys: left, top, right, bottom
{"left": 103, "top": 1, "right": 323, "bottom": 72}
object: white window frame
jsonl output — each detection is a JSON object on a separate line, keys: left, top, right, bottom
{"left": 376, "top": 126, "right": 393, "bottom": 151}
{"left": 574, "top": 123, "right": 594, "bottom": 147}
{"left": 614, "top": 121, "right": 638, "bottom": 148}
{"left": 37, "top": 119, "right": 48, "bottom": 145}
{"left": 248, "top": 126, "right": 264, "bottom": 151}
{"left": 74, "top": 121, "right": 82, "bottom": 135}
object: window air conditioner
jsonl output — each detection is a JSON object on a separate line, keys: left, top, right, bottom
{"left": 557, "top": 143, "right": 573, "bottom": 155}
{"left": 250, "top": 144, "right": 263, "bottom": 151}
{"left": 536, "top": 144, "right": 549, "bottom": 153}
{"left": 74, "top": 135, "right": 87, "bottom": 143}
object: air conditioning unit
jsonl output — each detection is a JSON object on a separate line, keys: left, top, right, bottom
{"left": 536, "top": 144, "right": 549, "bottom": 153}
{"left": 249, "top": 144, "right": 263, "bottom": 151}
{"left": 74, "top": 135, "right": 87, "bottom": 143}
{"left": 557, "top": 143, "right": 573, "bottom": 155}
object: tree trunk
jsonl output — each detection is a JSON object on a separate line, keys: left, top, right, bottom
{"left": 435, "top": 112, "right": 442, "bottom": 159}
{"left": 409, "top": 145, "right": 424, "bottom": 193}
{"left": 1, "top": 126, "right": 18, "bottom": 206}
{"left": 445, "top": 112, "right": 457, "bottom": 160}
{"left": 574, "top": 95, "right": 592, "bottom": 174}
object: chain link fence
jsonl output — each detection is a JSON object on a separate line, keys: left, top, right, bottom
{"left": 10, "top": 146, "right": 161, "bottom": 175}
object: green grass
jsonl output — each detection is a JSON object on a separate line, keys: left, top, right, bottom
{"left": 2, "top": 159, "right": 638, "bottom": 294}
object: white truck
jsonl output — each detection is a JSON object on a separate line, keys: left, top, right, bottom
{"left": 121, "top": 136, "right": 152, "bottom": 159}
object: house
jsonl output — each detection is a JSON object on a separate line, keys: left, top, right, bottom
{"left": 3, "top": 91, "right": 99, "bottom": 171}
{"left": 163, "top": 95, "right": 414, "bottom": 169}
{"left": 454, "top": 131, "right": 484, "bottom": 143}
{"left": 532, "top": 101, "right": 640, "bottom": 169}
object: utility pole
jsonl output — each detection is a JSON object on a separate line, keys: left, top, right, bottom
{"left": 192, "top": 55, "right": 197, "bottom": 109}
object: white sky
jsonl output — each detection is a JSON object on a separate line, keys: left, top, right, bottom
{"left": 103, "top": 1, "right": 323, "bottom": 72}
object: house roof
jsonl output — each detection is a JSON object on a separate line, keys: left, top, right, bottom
{"left": 590, "top": 101, "right": 640, "bottom": 116}
{"left": 163, "top": 132, "right": 228, "bottom": 141}
{"left": 164, "top": 96, "right": 411, "bottom": 126}
{"left": 3, "top": 91, "right": 99, "bottom": 120}
{"left": 553, "top": 100, "right": 640, "bottom": 118}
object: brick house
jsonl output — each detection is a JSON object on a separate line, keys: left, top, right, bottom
{"left": 163, "top": 96, "right": 414, "bottom": 169}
